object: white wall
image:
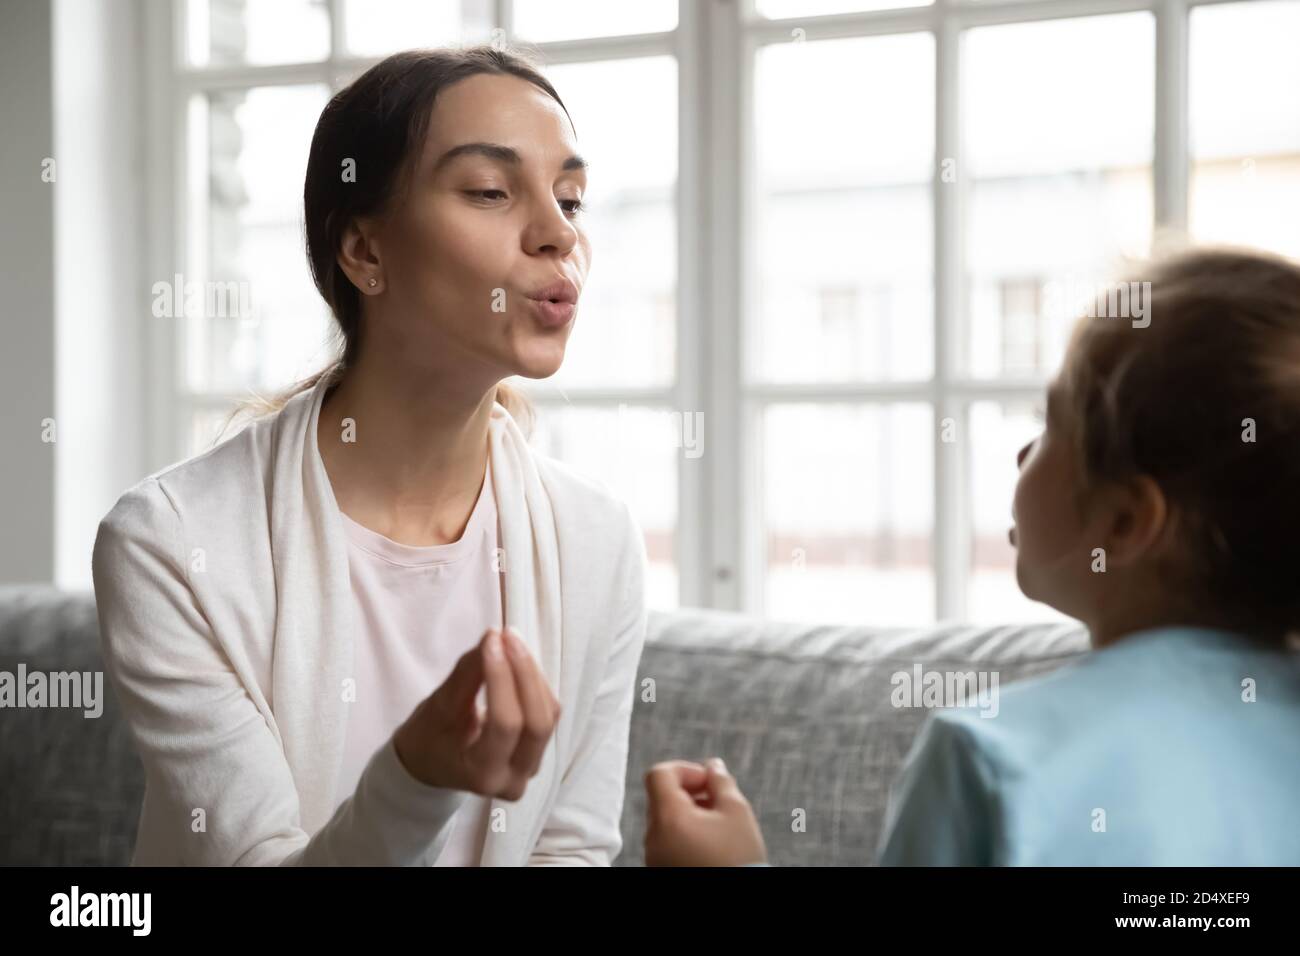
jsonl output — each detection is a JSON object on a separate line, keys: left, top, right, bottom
{"left": 52, "top": 0, "right": 147, "bottom": 589}
{"left": 0, "top": 0, "right": 56, "bottom": 583}
{"left": 0, "top": 0, "right": 146, "bottom": 587}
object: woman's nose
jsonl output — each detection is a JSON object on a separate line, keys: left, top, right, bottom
{"left": 523, "top": 199, "right": 578, "bottom": 258}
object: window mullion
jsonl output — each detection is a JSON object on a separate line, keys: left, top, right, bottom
{"left": 705, "top": 0, "right": 748, "bottom": 611}
{"left": 149, "top": 1, "right": 184, "bottom": 474}
{"left": 327, "top": 0, "right": 344, "bottom": 67}
{"left": 674, "top": 0, "right": 706, "bottom": 609}
{"left": 495, "top": 0, "right": 513, "bottom": 36}
{"left": 934, "top": 12, "right": 968, "bottom": 623}
{"left": 1154, "top": 0, "right": 1190, "bottom": 237}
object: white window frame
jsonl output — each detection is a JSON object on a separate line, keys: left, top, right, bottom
{"left": 146, "top": 0, "right": 1256, "bottom": 621}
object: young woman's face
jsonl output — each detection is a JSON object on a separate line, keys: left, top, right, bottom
{"left": 1009, "top": 379, "right": 1105, "bottom": 617}
{"left": 370, "top": 72, "right": 591, "bottom": 383}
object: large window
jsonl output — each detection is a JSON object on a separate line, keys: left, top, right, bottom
{"left": 155, "top": 0, "right": 1300, "bottom": 624}
{"left": 1188, "top": 0, "right": 1300, "bottom": 257}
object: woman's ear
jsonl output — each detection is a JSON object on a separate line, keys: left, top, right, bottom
{"left": 337, "top": 217, "right": 384, "bottom": 295}
{"left": 1102, "top": 475, "right": 1169, "bottom": 568}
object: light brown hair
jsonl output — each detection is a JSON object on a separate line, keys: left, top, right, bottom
{"left": 1059, "top": 246, "right": 1300, "bottom": 639}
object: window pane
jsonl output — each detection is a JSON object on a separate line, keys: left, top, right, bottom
{"left": 763, "top": 403, "right": 934, "bottom": 625}
{"left": 964, "top": 14, "right": 1154, "bottom": 380}
{"left": 512, "top": 0, "right": 677, "bottom": 42}
{"left": 341, "top": 0, "right": 492, "bottom": 57}
{"left": 185, "top": 85, "right": 334, "bottom": 393}
{"left": 753, "top": 33, "right": 934, "bottom": 384}
{"left": 1190, "top": 0, "right": 1300, "bottom": 258}
{"left": 967, "top": 401, "right": 1070, "bottom": 623}
{"left": 533, "top": 57, "right": 677, "bottom": 389}
{"left": 529, "top": 405, "right": 680, "bottom": 609}
{"left": 186, "top": 0, "right": 329, "bottom": 67}
{"left": 758, "top": 0, "right": 932, "bottom": 17}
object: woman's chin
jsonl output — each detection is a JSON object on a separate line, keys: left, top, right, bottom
{"left": 511, "top": 344, "right": 569, "bottom": 381}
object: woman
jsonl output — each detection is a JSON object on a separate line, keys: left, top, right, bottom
{"left": 92, "top": 47, "right": 647, "bottom": 866}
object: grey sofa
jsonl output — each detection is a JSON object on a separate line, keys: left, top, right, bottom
{"left": 0, "top": 585, "right": 1088, "bottom": 866}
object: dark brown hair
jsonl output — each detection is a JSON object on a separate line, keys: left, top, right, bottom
{"left": 227, "top": 45, "right": 571, "bottom": 433}
{"left": 1059, "top": 246, "right": 1300, "bottom": 638}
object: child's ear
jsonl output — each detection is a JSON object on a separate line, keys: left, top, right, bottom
{"left": 1102, "top": 475, "right": 1169, "bottom": 567}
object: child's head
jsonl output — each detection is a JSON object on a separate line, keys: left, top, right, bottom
{"left": 1010, "top": 247, "right": 1300, "bottom": 645}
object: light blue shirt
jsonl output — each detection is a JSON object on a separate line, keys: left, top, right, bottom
{"left": 876, "top": 626, "right": 1300, "bottom": 865}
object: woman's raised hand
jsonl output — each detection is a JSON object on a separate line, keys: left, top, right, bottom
{"left": 392, "top": 627, "right": 561, "bottom": 800}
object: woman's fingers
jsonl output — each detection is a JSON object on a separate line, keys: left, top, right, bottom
{"left": 506, "top": 626, "right": 560, "bottom": 727}
{"left": 501, "top": 628, "right": 555, "bottom": 778}
{"left": 449, "top": 627, "right": 562, "bottom": 800}
{"left": 468, "top": 629, "right": 524, "bottom": 783}
{"left": 431, "top": 636, "right": 488, "bottom": 748}
{"left": 442, "top": 636, "right": 487, "bottom": 713}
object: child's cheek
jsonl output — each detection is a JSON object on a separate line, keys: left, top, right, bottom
{"left": 1011, "top": 483, "right": 1036, "bottom": 560}
{"left": 1012, "top": 469, "right": 1060, "bottom": 602}
{"left": 1012, "top": 452, "right": 1057, "bottom": 559}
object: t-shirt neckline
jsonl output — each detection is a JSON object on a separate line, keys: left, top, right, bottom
{"left": 339, "top": 458, "right": 495, "bottom": 568}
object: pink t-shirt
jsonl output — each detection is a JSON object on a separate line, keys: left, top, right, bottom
{"left": 333, "top": 459, "right": 502, "bottom": 866}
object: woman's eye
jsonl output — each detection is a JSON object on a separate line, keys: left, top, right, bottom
{"left": 559, "top": 198, "right": 585, "bottom": 217}
{"left": 466, "top": 189, "right": 508, "bottom": 202}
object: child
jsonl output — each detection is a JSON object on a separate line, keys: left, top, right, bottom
{"left": 644, "top": 247, "right": 1300, "bottom": 866}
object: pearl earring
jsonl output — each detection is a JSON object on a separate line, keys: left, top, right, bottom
{"left": 367, "top": 277, "right": 378, "bottom": 288}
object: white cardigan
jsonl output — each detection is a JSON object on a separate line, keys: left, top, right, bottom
{"left": 91, "top": 374, "right": 647, "bottom": 866}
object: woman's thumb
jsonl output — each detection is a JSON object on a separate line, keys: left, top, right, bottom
{"left": 442, "top": 636, "right": 488, "bottom": 710}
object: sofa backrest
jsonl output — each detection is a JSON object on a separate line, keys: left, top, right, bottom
{"left": 0, "top": 586, "right": 1088, "bottom": 866}
{"left": 0, "top": 586, "right": 143, "bottom": 865}
{"left": 619, "top": 607, "right": 1088, "bottom": 866}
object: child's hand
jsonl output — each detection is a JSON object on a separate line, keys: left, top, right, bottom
{"left": 643, "top": 758, "right": 768, "bottom": 866}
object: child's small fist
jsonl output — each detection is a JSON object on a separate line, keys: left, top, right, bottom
{"left": 643, "top": 758, "right": 768, "bottom": 867}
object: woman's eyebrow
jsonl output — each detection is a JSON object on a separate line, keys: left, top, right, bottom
{"left": 433, "top": 141, "right": 588, "bottom": 173}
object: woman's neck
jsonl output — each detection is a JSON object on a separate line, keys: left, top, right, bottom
{"left": 316, "top": 356, "right": 499, "bottom": 546}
